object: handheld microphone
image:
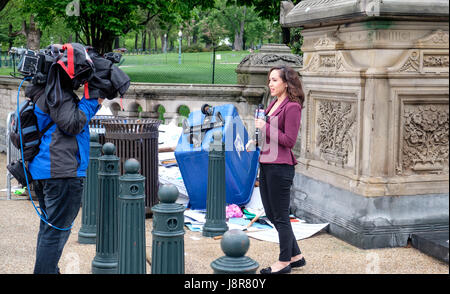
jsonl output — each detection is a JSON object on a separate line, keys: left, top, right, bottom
{"left": 255, "top": 104, "right": 265, "bottom": 148}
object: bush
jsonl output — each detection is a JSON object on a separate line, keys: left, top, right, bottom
{"left": 215, "top": 44, "right": 232, "bottom": 51}
{"left": 183, "top": 44, "right": 204, "bottom": 53}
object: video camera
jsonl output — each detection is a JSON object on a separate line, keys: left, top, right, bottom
{"left": 14, "top": 45, "right": 61, "bottom": 85}
{"left": 104, "top": 52, "right": 122, "bottom": 64}
{"left": 15, "top": 45, "right": 124, "bottom": 88}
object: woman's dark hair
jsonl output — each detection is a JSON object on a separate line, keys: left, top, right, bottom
{"left": 268, "top": 66, "right": 304, "bottom": 107}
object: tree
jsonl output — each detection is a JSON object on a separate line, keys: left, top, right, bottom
{"left": 1, "top": 0, "right": 41, "bottom": 50}
{"left": 10, "top": 14, "right": 41, "bottom": 50}
{"left": 198, "top": 8, "right": 229, "bottom": 48}
{"left": 236, "top": 0, "right": 303, "bottom": 44}
{"left": 25, "top": 0, "right": 214, "bottom": 53}
{"left": 213, "top": 0, "right": 261, "bottom": 51}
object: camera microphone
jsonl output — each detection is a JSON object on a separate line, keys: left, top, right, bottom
{"left": 255, "top": 104, "right": 265, "bottom": 148}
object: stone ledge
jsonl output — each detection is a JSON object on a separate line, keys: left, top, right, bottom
{"left": 296, "top": 159, "right": 449, "bottom": 197}
{"left": 282, "top": 0, "right": 449, "bottom": 28}
{"left": 290, "top": 173, "right": 449, "bottom": 249}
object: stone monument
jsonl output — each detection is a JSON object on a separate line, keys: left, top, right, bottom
{"left": 281, "top": 0, "right": 449, "bottom": 248}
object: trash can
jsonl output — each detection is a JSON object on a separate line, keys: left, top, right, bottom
{"left": 89, "top": 115, "right": 118, "bottom": 146}
{"left": 103, "top": 118, "right": 161, "bottom": 216}
{"left": 175, "top": 104, "right": 259, "bottom": 210}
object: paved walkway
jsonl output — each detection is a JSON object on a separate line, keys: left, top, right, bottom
{"left": 0, "top": 153, "right": 448, "bottom": 275}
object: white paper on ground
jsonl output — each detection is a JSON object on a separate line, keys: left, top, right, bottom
{"left": 246, "top": 222, "right": 329, "bottom": 243}
{"left": 184, "top": 209, "right": 206, "bottom": 223}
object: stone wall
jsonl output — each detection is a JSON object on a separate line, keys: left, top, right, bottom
{"left": 281, "top": 0, "right": 449, "bottom": 248}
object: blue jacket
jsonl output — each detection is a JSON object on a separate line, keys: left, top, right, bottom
{"left": 29, "top": 89, "right": 100, "bottom": 180}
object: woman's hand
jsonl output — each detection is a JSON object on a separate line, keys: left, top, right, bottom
{"left": 255, "top": 118, "right": 266, "bottom": 130}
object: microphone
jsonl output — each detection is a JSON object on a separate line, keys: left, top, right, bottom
{"left": 255, "top": 104, "right": 265, "bottom": 148}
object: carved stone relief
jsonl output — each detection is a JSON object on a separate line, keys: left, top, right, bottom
{"left": 389, "top": 50, "right": 449, "bottom": 74}
{"left": 398, "top": 51, "right": 420, "bottom": 72}
{"left": 415, "top": 29, "right": 449, "bottom": 49}
{"left": 400, "top": 104, "right": 449, "bottom": 175}
{"left": 302, "top": 51, "right": 360, "bottom": 73}
{"left": 316, "top": 100, "right": 357, "bottom": 166}
{"left": 238, "top": 53, "right": 302, "bottom": 67}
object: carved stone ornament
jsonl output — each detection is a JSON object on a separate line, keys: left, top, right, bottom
{"left": 302, "top": 51, "right": 359, "bottom": 73}
{"left": 317, "top": 100, "right": 357, "bottom": 165}
{"left": 398, "top": 51, "right": 420, "bottom": 73}
{"left": 238, "top": 53, "right": 302, "bottom": 67}
{"left": 313, "top": 35, "right": 343, "bottom": 51}
{"left": 415, "top": 29, "right": 450, "bottom": 49}
{"left": 400, "top": 104, "right": 449, "bottom": 175}
{"left": 389, "top": 49, "right": 449, "bottom": 74}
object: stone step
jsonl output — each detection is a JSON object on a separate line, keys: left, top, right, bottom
{"left": 411, "top": 231, "right": 449, "bottom": 264}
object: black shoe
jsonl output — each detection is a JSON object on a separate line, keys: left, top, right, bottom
{"left": 260, "top": 264, "right": 291, "bottom": 274}
{"left": 290, "top": 257, "right": 306, "bottom": 268}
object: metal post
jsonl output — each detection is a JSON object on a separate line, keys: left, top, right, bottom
{"left": 151, "top": 185, "right": 185, "bottom": 274}
{"left": 202, "top": 130, "right": 228, "bottom": 237}
{"left": 78, "top": 133, "right": 102, "bottom": 244}
{"left": 178, "top": 30, "right": 182, "bottom": 65}
{"left": 118, "top": 159, "right": 146, "bottom": 274}
{"left": 92, "top": 142, "right": 120, "bottom": 274}
{"left": 212, "top": 45, "right": 216, "bottom": 84}
{"left": 211, "top": 229, "right": 259, "bottom": 274}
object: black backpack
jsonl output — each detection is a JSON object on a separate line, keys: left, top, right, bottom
{"left": 10, "top": 97, "right": 54, "bottom": 162}
{"left": 7, "top": 90, "right": 54, "bottom": 186}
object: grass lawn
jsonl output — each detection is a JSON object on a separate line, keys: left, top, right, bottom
{"left": 0, "top": 50, "right": 251, "bottom": 84}
{"left": 0, "top": 67, "right": 15, "bottom": 76}
{"left": 120, "top": 50, "right": 249, "bottom": 84}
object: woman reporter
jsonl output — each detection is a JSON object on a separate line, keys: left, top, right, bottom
{"left": 246, "top": 66, "right": 305, "bottom": 274}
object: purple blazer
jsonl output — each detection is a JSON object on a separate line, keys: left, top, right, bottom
{"left": 259, "top": 98, "right": 302, "bottom": 165}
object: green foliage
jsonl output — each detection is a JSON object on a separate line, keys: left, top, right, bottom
{"left": 215, "top": 44, "right": 232, "bottom": 51}
{"left": 290, "top": 27, "right": 303, "bottom": 56}
{"left": 22, "top": 0, "right": 214, "bottom": 53}
{"left": 235, "top": 0, "right": 303, "bottom": 22}
{"left": 183, "top": 44, "right": 204, "bottom": 53}
{"left": 1, "top": 0, "right": 299, "bottom": 55}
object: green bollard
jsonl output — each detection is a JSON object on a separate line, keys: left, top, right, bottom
{"left": 203, "top": 130, "right": 228, "bottom": 237}
{"left": 118, "top": 159, "right": 146, "bottom": 274}
{"left": 211, "top": 229, "right": 259, "bottom": 274}
{"left": 151, "top": 184, "right": 185, "bottom": 274}
{"left": 92, "top": 142, "right": 120, "bottom": 274}
{"left": 78, "top": 132, "right": 102, "bottom": 244}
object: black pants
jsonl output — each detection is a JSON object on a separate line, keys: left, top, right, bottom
{"left": 33, "top": 178, "right": 84, "bottom": 274}
{"left": 259, "top": 163, "right": 301, "bottom": 262}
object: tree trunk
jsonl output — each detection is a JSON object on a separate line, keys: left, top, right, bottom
{"left": 142, "top": 30, "right": 147, "bottom": 51}
{"left": 160, "top": 34, "right": 165, "bottom": 52}
{"left": 135, "top": 33, "right": 138, "bottom": 50}
{"left": 114, "top": 37, "right": 120, "bottom": 49}
{"left": 9, "top": 15, "right": 41, "bottom": 50}
{"left": 233, "top": 6, "right": 246, "bottom": 51}
{"left": 148, "top": 31, "right": 151, "bottom": 52}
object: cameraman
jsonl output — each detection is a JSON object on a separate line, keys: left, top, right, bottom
{"left": 25, "top": 59, "right": 104, "bottom": 274}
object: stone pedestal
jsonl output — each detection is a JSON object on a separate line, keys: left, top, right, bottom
{"left": 281, "top": 0, "right": 449, "bottom": 248}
